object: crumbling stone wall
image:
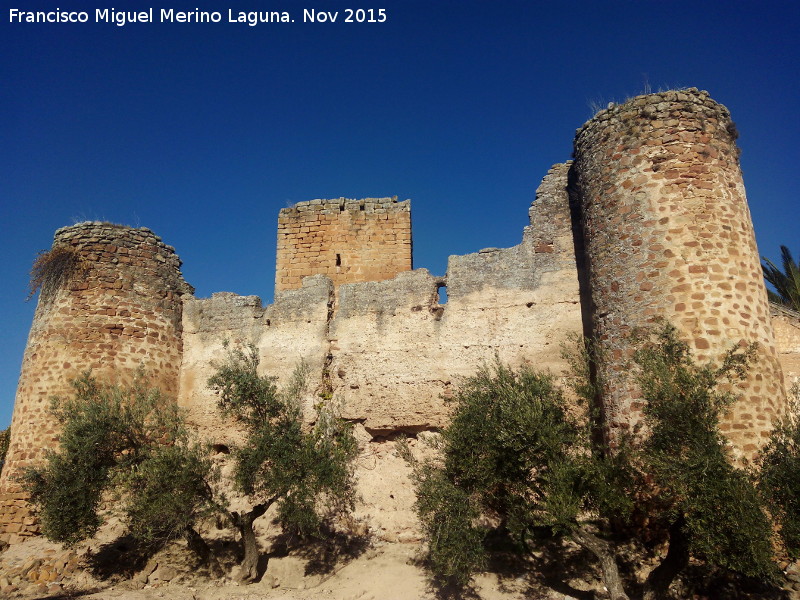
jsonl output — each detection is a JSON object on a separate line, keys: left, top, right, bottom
{"left": 328, "top": 164, "right": 582, "bottom": 434}
{"left": 275, "top": 197, "right": 412, "bottom": 292}
{"left": 3, "top": 90, "right": 793, "bottom": 547}
{"left": 178, "top": 277, "right": 332, "bottom": 439}
{"left": 572, "top": 88, "right": 787, "bottom": 457}
{"left": 0, "top": 223, "right": 192, "bottom": 544}
{"left": 176, "top": 165, "right": 582, "bottom": 442}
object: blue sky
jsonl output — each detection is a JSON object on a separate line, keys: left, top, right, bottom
{"left": 1, "top": 1, "right": 798, "bottom": 429}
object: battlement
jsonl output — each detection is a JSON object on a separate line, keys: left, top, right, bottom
{"left": 275, "top": 197, "right": 412, "bottom": 291}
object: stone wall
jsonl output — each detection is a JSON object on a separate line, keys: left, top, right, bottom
{"left": 275, "top": 197, "right": 412, "bottom": 292}
{"left": 0, "top": 223, "right": 192, "bottom": 544}
{"left": 572, "top": 88, "right": 787, "bottom": 457}
{"left": 2, "top": 90, "right": 794, "bottom": 546}
{"left": 177, "top": 277, "right": 333, "bottom": 441}
{"left": 329, "top": 163, "right": 581, "bottom": 434}
{"left": 175, "top": 164, "right": 582, "bottom": 443}
{"left": 771, "top": 305, "right": 800, "bottom": 395}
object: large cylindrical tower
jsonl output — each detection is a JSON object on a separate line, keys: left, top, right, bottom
{"left": 0, "top": 222, "right": 193, "bottom": 544}
{"left": 572, "top": 88, "right": 786, "bottom": 458}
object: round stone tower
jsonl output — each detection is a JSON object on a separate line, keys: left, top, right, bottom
{"left": 572, "top": 88, "right": 786, "bottom": 458}
{"left": 0, "top": 222, "right": 193, "bottom": 544}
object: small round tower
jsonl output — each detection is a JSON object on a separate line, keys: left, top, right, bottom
{"left": 0, "top": 222, "right": 193, "bottom": 543}
{"left": 572, "top": 88, "right": 786, "bottom": 458}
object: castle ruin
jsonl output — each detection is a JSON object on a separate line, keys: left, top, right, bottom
{"left": 1, "top": 88, "right": 798, "bottom": 545}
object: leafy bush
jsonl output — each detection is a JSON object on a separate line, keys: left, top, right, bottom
{"left": 403, "top": 361, "right": 631, "bottom": 595}
{"left": 632, "top": 324, "right": 775, "bottom": 588}
{"left": 207, "top": 344, "right": 358, "bottom": 581}
{"left": 758, "top": 383, "right": 800, "bottom": 559}
{"left": 406, "top": 324, "right": 778, "bottom": 599}
{"left": 22, "top": 372, "right": 216, "bottom": 555}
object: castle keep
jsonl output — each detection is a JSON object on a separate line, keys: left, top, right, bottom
{"left": 275, "top": 197, "right": 412, "bottom": 291}
{"left": 1, "top": 88, "right": 797, "bottom": 545}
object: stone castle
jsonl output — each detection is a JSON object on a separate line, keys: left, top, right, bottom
{"left": 2, "top": 88, "right": 799, "bottom": 545}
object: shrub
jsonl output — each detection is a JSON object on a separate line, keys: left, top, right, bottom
{"left": 22, "top": 372, "right": 217, "bottom": 558}
{"left": 406, "top": 324, "right": 778, "bottom": 599}
{"left": 27, "top": 245, "right": 82, "bottom": 300}
{"left": 758, "top": 383, "right": 800, "bottom": 558}
{"left": 207, "top": 344, "right": 358, "bottom": 581}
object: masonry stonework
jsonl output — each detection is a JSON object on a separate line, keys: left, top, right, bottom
{"left": 275, "top": 197, "right": 412, "bottom": 291}
{"left": 2, "top": 89, "right": 797, "bottom": 546}
{"left": 0, "top": 223, "right": 192, "bottom": 544}
{"left": 572, "top": 88, "right": 787, "bottom": 457}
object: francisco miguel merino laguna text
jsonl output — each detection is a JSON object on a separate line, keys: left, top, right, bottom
{"left": 8, "top": 7, "right": 388, "bottom": 26}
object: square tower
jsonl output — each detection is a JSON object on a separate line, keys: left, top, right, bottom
{"left": 275, "top": 197, "right": 412, "bottom": 291}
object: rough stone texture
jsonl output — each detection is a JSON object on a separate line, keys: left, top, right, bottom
{"left": 0, "top": 222, "right": 192, "bottom": 544}
{"left": 329, "top": 164, "right": 582, "bottom": 434}
{"left": 572, "top": 88, "right": 787, "bottom": 458}
{"left": 178, "top": 276, "right": 333, "bottom": 443}
{"left": 771, "top": 305, "right": 800, "bottom": 395}
{"left": 275, "top": 197, "right": 412, "bottom": 291}
{"left": 3, "top": 92, "right": 794, "bottom": 548}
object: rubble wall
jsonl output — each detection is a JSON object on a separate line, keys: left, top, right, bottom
{"left": 328, "top": 163, "right": 582, "bottom": 434}
{"left": 771, "top": 306, "right": 800, "bottom": 396}
{"left": 179, "top": 164, "right": 582, "bottom": 441}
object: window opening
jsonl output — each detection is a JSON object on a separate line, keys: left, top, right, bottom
{"left": 336, "top": 253, "right": 342, "bottom": 267}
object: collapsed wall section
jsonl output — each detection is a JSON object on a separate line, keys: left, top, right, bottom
{"left": 275, "top": 197, "right": 412, "bottom": 292}
{"left": 0, "top": 223, "right": 192, "bottom": 544}
{"left": 572, "top": 88, "right": 787, "bottom": 457}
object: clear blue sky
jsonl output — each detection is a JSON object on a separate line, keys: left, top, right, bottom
{"left": 1, "top": 1, "right": 798, "bottom": 429}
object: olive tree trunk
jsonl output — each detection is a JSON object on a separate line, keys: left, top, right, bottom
{"left": 232, "top": 501, "right": 272, "bottom": 582}
{"left": 642, "top": 518, "right": 689, "bottom": 600}
{"left": 571, "top": 527, "right": 630, "bottom": 600}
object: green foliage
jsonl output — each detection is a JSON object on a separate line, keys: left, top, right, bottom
{"left": 207, "top": 344, "right": 358, "bottom": 537}
{"left": 121, "top": 444, "right": 216, "bottom": 551}
{"left": 633, "top": 323, "right": 776, "bottom": 580}
{"left": 762, "top": 245, "right": 800, "bottom": 312}
{"left": 409, "top": 325, "right": 778, "bottom": 593}
{"left": 758, "top": 384, "right": 800, "bottom": 559}
{"left": 406, "top": 361, "right": 630, "bottom": 586}
{"left": 22, "top": 372, "right": 214, "bottom": 550}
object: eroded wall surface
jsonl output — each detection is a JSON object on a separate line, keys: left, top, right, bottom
{"left": 772, "top": 306, "right": 800, "bottom": 395}
{"left": 177, "top": 164, "right": 583, "bottom": 445}
{"left": 178, "top": 277, "right": 333, "bottom": 440}
{"left": 330, "top": 163, "right": 581, "bottom": 434}
{"left": 572, "top": 88, "right": 787, "bottom": 458}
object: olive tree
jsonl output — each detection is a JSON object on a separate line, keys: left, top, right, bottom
{"left": 405, "top": 324, "right": 777, "bottom": 599}
{"left": 23, "top": 372, "right": 218, "bottom": 563}
{"left": 207, "top": 344, "right": 358, "bottom": 582}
